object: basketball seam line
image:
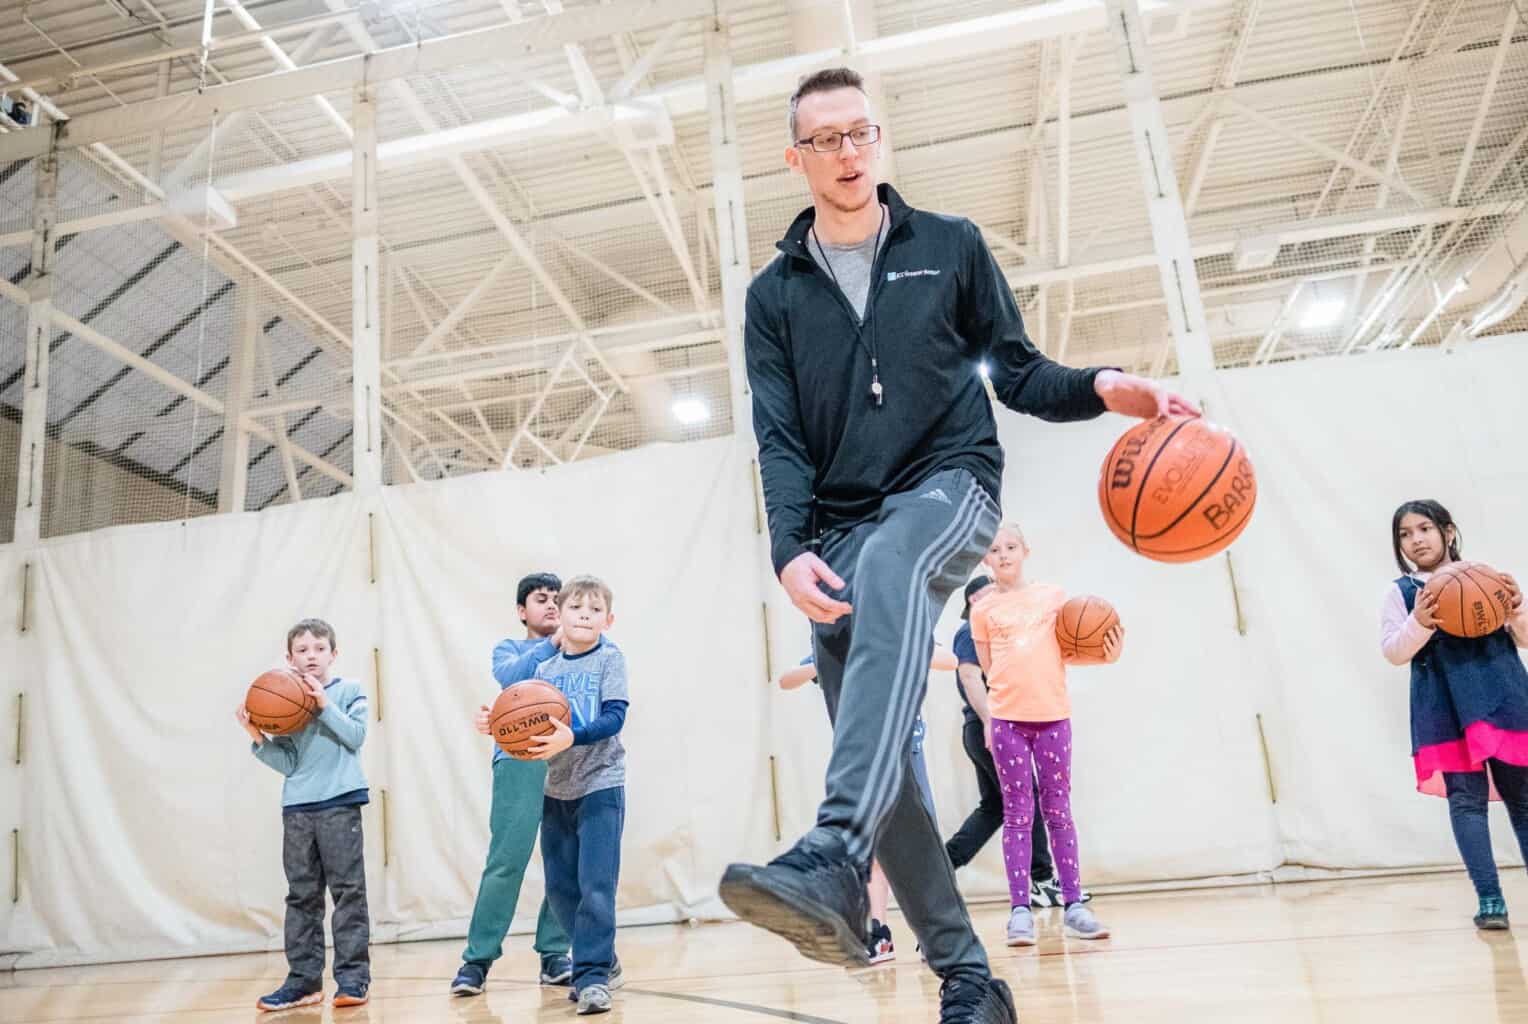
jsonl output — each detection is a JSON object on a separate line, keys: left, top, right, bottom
{"left": 1128, "top": 419, "right": 1195, "bottom": 550}
{"left": 1135, "top": 438, "right": 1239, "bottom": 543}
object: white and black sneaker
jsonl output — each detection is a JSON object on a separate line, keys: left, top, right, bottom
{"left": 866, "top": 919, "right": 895, "bottom": 964}
{"left": 1032, "top": 877, "right": 1091, "bottom": 907}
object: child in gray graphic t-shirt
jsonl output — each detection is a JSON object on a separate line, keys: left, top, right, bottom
{"left": 522, "top": 575, "right": 628, "bottom": 1009}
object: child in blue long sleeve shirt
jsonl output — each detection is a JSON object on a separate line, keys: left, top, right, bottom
{"left": 235, "top": 618, "right": 371, "bottom": 1012}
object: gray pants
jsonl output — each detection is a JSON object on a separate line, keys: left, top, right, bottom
{"left": 282, "top": 805, "right": 370, "bottom": 990}
{"left": 810, "top": 467, "right": 998, "bottom": 977}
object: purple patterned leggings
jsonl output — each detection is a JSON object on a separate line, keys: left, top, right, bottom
{"left": 991, "top": 718, "right": 1081, "bottom": 907}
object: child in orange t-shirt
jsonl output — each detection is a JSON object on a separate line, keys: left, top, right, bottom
{"left": 970, "top": 523, "right": 1122, "bottom": 947}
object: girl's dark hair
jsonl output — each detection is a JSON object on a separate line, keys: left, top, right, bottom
{"left": 1391, "top": 499, "right": 1462, "bottom": 574}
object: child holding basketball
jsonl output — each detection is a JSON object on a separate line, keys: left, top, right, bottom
{"left": 1380, "top": 499, "right": 1528, "bottom": 929}
{"left": 780, "top": 646, "right": 955, "bottom": 964}
{"left": 521, "top": 576, "right": 629, "bottom": 1015}
{"left": 234, "top": 618, "right": 371, "bottom": 1012}
{"left": 970, "top": 524, "right": 1121, "bottom": 947}
{"left": 451, "top": 572, "right": 573, "bottom": 998}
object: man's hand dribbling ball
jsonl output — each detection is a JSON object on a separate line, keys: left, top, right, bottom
{"left": 779, "top": 552, "right": 854, "bottom": 624}
{"left": 1093, "top": 369, "right": 1199, "bottom": 420}
{"left": 524, "top": 717, "right": 574, "bottom": 760}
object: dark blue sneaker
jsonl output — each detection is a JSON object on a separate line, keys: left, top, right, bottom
{"left": 451, "top": 961, "right": 488, "bottom": 996}
{"left": 332, "top": 983, "right": 368, "bottom": 1008}
{"left": 540, "top": 953, "right": 573, "bottom": 986}
{"left": 255, "top": 982, "right": 321, "bottom": 1012}
{"left": 1476, "top": 896, "right": 1510, "bottom": 931}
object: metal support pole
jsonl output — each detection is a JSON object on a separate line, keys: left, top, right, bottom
{"left": 14, "top": 136, "right": 60, "bottom": 545}
{"left": 351, "top": 83, "right": 384, "bottom": 496}
{"left": 1104, "top": 0, "right": 1215, "bottom": 383}
{"left": 704, "top": 18, "right": 754, "bottom": 438}
{"left": 218, "top": 280, "right": 259, "bottom": 512}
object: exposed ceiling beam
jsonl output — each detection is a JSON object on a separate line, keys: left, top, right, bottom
{"left": 0, "top": 0, "right": 1215, "bottom": 162}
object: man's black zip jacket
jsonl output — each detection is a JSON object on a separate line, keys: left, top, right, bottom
{"left": 744, "top": 183, "right": 1108, "bottom": 575}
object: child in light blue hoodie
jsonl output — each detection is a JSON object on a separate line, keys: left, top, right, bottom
{"left": 235, "top": 618, "right": 371, "bottom": 1013}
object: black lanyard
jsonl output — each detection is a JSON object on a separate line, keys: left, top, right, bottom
{"left": 811, "top": 205, "right": 887, "bottom": 407}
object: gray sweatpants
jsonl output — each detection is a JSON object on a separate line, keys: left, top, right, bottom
{"left": 810, "top": 467, "right": 999, "bottom": 978}
{"left": 282, "top": 804, "right": 371, "bottom": 990}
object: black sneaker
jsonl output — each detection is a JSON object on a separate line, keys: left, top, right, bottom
{"left": 939, "top": 973, "right": 1017, "bottom": 1024}
{"left": 867, "top": 919, "right": 895, "bottom": 964}
{"left": 719, "top": 830, "right": 870, "bottom": 968}
{"left": 450, "top": 961, "right": 488, "bottom": 996}
{"left": 539, "top": 953, "right": 574, "bottom": 986}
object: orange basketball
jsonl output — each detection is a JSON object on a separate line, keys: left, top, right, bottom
{"left": 245, "top": 669, "right": 316, "bottom": 735}
{"left": 1056, "top": 596, "right": 1121, "bottom": 661}
{"left": 1098, "top": 416, "right": 1256, "bottom": 563}
{"left": 491, "top": 680, "right": 572, "bottom": 759}
{"left": 1421, "top": 562, "right": 1515, "bottom": 639}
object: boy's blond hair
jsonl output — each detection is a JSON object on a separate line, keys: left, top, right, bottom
{"left": 992, "top": 521, "right": 1027, "bottom": 545}
{"left": 557, "top": 575, "right": 614, "bottom": 612}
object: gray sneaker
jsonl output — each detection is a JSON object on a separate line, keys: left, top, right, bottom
{"left": 569, "top": 962, "right": 624, "bottom": 1003}
{"left": 1063, "top": 903, "right": 1110, "bottom": 940}
{"left": 577, "top": 984, "right": 613, "bottom": 1015}
{"left": 1005, "top": 906, "right": 1036, "bottom": 946}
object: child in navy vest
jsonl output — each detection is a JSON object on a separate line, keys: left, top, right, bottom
{"left": 1380, "top": 500, "right": 1528, "bottom": 929}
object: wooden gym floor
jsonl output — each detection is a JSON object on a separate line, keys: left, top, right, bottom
{"left": 3, "top": 873, "right": 1525, "bottom": 1022}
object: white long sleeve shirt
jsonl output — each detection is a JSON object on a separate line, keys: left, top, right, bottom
{"left": 1379, "top": 572, "right": 1528, "bottom": 666}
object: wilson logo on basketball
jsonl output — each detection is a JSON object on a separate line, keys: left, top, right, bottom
{"left": 1108, "top": 430, "right": 1154, "bottom": 490}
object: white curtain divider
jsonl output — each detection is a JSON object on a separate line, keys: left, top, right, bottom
{"left": 8, "top": 498, "right": 377, "bottom": 967}
{"left": 4, "top": 340, "right": 1527, "bottom": 967}
{"left": 1, "top": 546, "right": 24, "bottom": 954}
{"left": 373, "top": 436, "right": 775, "bottom": 937}
{"left": 1224, "top": 339, "right": 1528, "bottom": 871}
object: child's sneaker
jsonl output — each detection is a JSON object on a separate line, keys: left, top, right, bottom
{"left": 451, "top": 961, "right": 488, "bottom": 996}
{"left": 539, "top": 953, "right": 574, "bottom": 986}
{"left": 1063, "top": 903, "right": 1110, "bottom": 940}
{"left": 577, "top": 984, "right": 613, "bottom": 1015}
{"left": 1005, "top": 906, "right": 1036, "bottom": 946}
{"left": 332, "top": 983, "right": 369, "bottom": 1008}
{"left": 255, "top": 983, "right": 321, "bottom": 1012}
{"left": 568, "top": 961, "right": 624, "bottom": 1002}
{"left": 1031, "top": 878, "right": 1092, "bottom": 907}
{"left": 867, "top": 918, "right": 895, "bottom": 964}
{"left": 1476, "top": 896, "right": 1510, "bottom": 931}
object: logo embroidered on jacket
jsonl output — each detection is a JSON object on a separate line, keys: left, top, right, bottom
{"left": 886, "top": 269, "right": 942, "bottom": 282}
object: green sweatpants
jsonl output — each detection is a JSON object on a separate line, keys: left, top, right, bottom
{"left": 462, "top": 756, "right": 570, "bottom": 964}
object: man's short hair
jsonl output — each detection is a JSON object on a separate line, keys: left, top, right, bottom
{"left": 788, "top": 66, "right": 867, "bottom": 140}
{"left": 516, "top": 572, "right": 562, "bottom": 608}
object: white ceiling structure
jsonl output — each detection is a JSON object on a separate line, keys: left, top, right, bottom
{"left": 0, "top": 0, "right": 1525, "bottom": 535}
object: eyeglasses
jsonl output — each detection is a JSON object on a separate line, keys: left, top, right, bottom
{"left": 794, "top": 124, "right": 882, "bottom": 153}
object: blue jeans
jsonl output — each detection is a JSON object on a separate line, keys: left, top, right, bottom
{"left": 1444, "top": 759, "right": 1528, "bottom": 901}
{"left": 541, "top": 786, "right": 624, "bottom": 990}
